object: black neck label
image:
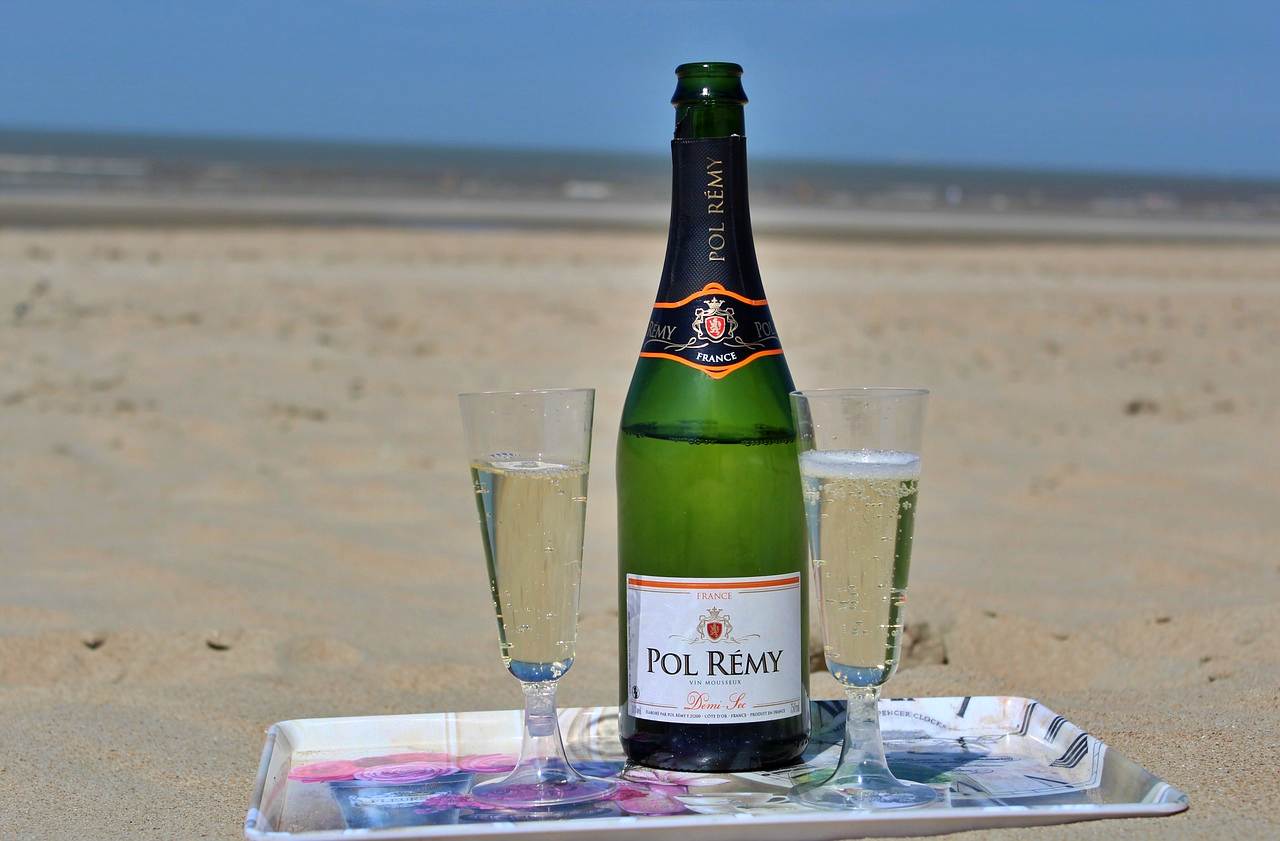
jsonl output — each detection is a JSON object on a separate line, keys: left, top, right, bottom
{"left": 641, "top": 137, "right": 782, "bottom": 379}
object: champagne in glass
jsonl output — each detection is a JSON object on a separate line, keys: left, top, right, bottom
{"left": 790, "top": 388, "right": 937, "bottom": 811}
{"left": 801, "top": 450, "right": 920, "bottom": 688}
{"left": 471, "top": 456, "right": 588, "bottom": 681}
{"left": 458, "top": 389, "right": 615, "bottom": 808}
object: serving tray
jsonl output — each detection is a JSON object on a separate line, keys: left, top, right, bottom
{"left": 245, "top": 696, "right": 1186, "bottom": 840}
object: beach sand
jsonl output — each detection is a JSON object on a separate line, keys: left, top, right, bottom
{"left": 0, "top": 228, "right": 1276, "bottom": 838}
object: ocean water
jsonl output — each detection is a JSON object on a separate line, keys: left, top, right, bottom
{"left": 1, "top": 128, "right": 1278, "bottom": 233}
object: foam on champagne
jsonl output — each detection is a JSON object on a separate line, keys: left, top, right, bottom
{"left": 799, "top": 449, "right": 921, "bottom": 481}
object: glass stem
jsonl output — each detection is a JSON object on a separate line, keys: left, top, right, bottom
{"left": 833, "top": 685, "right": 892, "bottom": 784}
{"left": 516, "top": 680, "right": 580, "bottom": 781}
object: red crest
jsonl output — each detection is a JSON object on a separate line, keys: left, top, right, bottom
{"left": 705, "top": 621, "right": 724, "bottom": 640}
{"left": 705, "top": 315, "right": 727, "bottom": 340}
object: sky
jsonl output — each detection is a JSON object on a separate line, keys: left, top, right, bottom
{"left": 2, "top": 0, "right": 1277, "bottom": 177}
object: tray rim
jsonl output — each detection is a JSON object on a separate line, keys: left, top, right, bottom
{"left": 245, "top": 695, "right": 1189, "bottom": 840}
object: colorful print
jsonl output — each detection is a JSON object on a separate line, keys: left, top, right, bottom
{"left": 353, "top": 762, "right": 460, "bottom": 784}
{"left": 286, "top": 760, "right": 361, "bottom": 783}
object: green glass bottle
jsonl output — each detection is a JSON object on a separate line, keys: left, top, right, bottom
{"left": 617, "top": 62, "right": 809, "bottom": 771}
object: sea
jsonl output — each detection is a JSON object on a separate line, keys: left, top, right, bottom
{"left": 2, "top": 129, "right": 1278, "bottom": 240}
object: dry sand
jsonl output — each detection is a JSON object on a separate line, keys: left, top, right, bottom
{"left": 0, "top": 228, "right": 1277, "bottom": 839}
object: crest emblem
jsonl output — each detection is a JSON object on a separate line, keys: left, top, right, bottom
{"left": 696, "top": 607, "right": 733, "bottom": 643}
{"left": 670, "top": 601, "right": 758, "bottom": 645}
{"left": 692, "top": 298, "right": 737, "bottom": 344}
{"left": 705, "top": 314, "right": 726, "bottom": 340}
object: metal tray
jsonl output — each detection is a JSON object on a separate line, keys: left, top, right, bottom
{"left": 245, "top": 696, "right": 1186, "bottom": 840}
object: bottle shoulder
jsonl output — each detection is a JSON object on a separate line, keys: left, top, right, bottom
{"left": 620, "top": 355, "right": 796, "bottom": 442}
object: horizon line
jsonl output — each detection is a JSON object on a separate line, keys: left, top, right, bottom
{"left": 2, "top": 123, "right": 1278, "bottom": 187}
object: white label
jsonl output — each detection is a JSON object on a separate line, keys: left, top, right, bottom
{"left": 626, "top": 572, "right": 802, "bottom": 724}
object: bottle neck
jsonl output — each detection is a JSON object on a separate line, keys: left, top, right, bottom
{"left": 674, "top": 101, "right": 744, "bottom": 140}
{"left": 657, "top": 130, "right": 762, "bottom": 303}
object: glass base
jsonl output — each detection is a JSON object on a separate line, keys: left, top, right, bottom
{"left": 470, "top": 775, "right": 616, "bottom": 808}
{"left": 791, "top": 774, "right": 938, "bottom": 811}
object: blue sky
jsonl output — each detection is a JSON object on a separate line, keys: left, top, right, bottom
{"left": 2, "top": 0, "right": 1277, "bottom": 176}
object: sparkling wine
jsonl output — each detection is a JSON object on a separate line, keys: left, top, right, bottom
{"left": 617, "top": 62, "right": 808, "bottom": 771}
{"left": 801, "top": 450, "right": 921, "bottom": 688}
{"left": 471, "top": 457, "right": 588, "bottom": 683}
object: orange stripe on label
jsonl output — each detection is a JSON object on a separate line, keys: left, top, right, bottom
{"left": 628, "top": 576, "right": 800, "bottom": 590}
{"left": 638, "top": 348, "right": 784, "bottom": 380}
{"left": 651, "top": 282, "right": 768, "bottom": 310}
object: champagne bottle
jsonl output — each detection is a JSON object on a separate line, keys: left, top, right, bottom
{"left": 617, "top": 62, "right": 809, "bottom": 771}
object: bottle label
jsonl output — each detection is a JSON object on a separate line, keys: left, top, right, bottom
{"left": 626, "top": 572, "right": 802, "bottom": 723}
{"left": 639, "top": 137, "right": 784, "bottom": 380}
{"left": 640, "top": 283, "right": 783, "bottom": 379}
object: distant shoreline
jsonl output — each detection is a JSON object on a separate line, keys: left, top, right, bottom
{"left": 3, "top": 191, "right": 1279, "bottom": 243}
{"left": 2, "top": 128, "right": 1279, "bottom": 242}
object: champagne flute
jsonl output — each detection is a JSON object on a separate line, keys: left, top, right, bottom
{"left": 789, "top": 388, "right": 938, "bottom": 810}
{"left": 458, "top": 388, "right": 616, "bottom": 808}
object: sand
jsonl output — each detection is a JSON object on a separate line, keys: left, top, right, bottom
{"left": 0, "top": 228, "right": 1277, "bottom": 839}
